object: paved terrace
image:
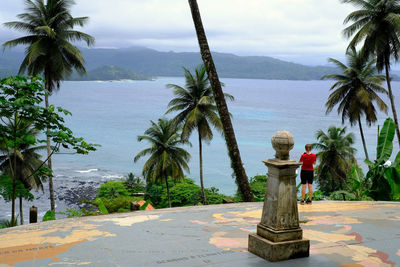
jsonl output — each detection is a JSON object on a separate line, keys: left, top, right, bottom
{"left": 1, "top": 201, "right": 400, "bottom": 267}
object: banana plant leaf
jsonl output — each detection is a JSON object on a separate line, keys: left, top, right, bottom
{"left": 350, "top": 165, "right": 361, "bottom": 191}
{"left": 377, "top": 118, "right": 395, "bottom": 162}
{"left": 384, "top": 166, "right": 400, "bottom": 201}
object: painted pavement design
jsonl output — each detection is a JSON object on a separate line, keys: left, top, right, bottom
{"left": 0, "top": 201, "right": 399, "bottom": 266}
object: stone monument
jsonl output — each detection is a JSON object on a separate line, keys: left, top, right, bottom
{"left": 248, "top": 130, "right": 309, "bottom": 262}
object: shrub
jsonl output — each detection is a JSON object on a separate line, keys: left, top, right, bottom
{"left": 101, "top": 197, "right": 131, "bottom": 213}
{"left": 58, "top": 209, "right": 84, "bottom": 218}
{"left": 329, "top": 190, "right": 356, "bottom": 201}
{"left": 122, "top": 173, "right": 145, "bottom": 194}
{"left": 97, "top": 181, "right": 129, "bottom": 199}
{"left": 144, "top": 183, "right": 164, "bottom": 206}
{"left": 161, "top": 181, "right": 202, "bottom": 207}
{"left": 42, "top": 210, "right": 56, "bottom": 221}
{"left": 0, "top": 216, "right": 18, "bottom": 228}
{"left": 96, "top": 198, "right": 109, "bottom": 214}
{"left": 249, "top": 175, "right": 267, "bottom": 201}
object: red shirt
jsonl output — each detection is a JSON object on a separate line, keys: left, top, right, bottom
{"left": 299, "top": 153, "right": 316, "bottom": 170}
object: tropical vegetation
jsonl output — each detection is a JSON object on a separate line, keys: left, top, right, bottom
{"left": 187, "top": 0, "right": 253, "bottom": 202}
{"left": 323, "top": 47, "right": 387, "bottom": 161}
{"left": 0, "top": 121, "right": 49, "bottom": 225}
{"left": 0, "top": 75, "right": 97, "bottom": 226}
{"left": 134, "top": 118, "right": 191, "bottom": 208}
{"left": 365, "top": 118, "right": 400, "bottom": 200}
{"left": 3, "top": 0, "right": 95, "bottom": 213}
{"left": 166, "top": 65, "right": 233, "bottom": 204}
{"left": 312, "top": 126, "right": 357, "bottom": 194}
{"left": 342, "top": 0, "right": 400, "bottom": 146}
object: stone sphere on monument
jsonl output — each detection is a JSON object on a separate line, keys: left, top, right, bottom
{"left": 271, "top": 130, "right": 294, "bottom": 160}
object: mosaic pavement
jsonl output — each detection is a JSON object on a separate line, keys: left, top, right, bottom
{"left": 0, "top": 201, "right": 400, "bottom": 266}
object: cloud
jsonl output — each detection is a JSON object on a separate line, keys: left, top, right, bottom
{"left": 0, "top": 0, "right": 357, "bottom": 65}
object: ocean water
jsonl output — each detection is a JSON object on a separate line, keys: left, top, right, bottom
{"left": 1, "top": 77, "right": 398, "bottom": 221}
{"left": 50, "top": 77, "right": 398, "bottom": 193}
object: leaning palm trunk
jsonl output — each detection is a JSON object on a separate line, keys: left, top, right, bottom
{"left": 45, "top": 80, "right": 55, "bottom": 213}
{"left": 358, "top": 118, "right": 369, "bottom": 161}
{"left": 198, "top": 131, "right": 207, "bottom": 205}
{"left": 385, "top": 61, "right": 400, "bottom": 147}
{"left": 188, "top": 0, "right": 253, "bottom": 201}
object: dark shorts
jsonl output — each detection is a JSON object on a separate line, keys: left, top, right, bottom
{"left": 301, "top": 170, "right": 314, "bottom": 184}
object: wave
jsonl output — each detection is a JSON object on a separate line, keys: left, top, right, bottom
{"left": 76, "top": 169, "right": 98, "bottom": 173}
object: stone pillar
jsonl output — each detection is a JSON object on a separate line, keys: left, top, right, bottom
{"left": 29, "top": 206, "right": 38, "bottom": 223}
{"left": 248, "top": 130, "right": 309, "bottom": 262}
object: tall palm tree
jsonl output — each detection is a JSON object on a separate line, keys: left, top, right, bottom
{"left": 3, "top": 0, "right": 95, "bottom": 212}
{"left": 323, "top": 47, "right": 388, "bottom": 161}
{"left": 342, "top": 0, "right": 400, "bottom": 146}
{"left": 166, "top": 65, "right": 233, "bottom": 205}
{"left": 0, "top": 122, "right": 48, "bottom": 225}
{"left": 134, "top": 118, "right": 191, "bottom": 208}
{"left": 312, "top": 126, "right": 357, "bottom": 194}
{"left": 187, "top": 0, "right": 253, "bottom": 201}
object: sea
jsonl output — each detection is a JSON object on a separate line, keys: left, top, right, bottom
{"left": 1, "top": 77, "right": 399, "bottom": 222}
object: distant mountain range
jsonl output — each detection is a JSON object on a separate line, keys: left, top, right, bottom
{"left": 0, "top": 46, "right": 341, "bottom": 81}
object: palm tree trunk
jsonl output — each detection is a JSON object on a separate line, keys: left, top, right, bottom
{"left": 188, "top": 0, "right": 253, "bottom": 202}
{"left": 358, "top": 117, "right": 369, "bottom": 161}
{"left": 45, "top": 80, "right": 55, "bottom": 213}
{"left": 385, "top": 60, "right": 400, "bottom": 147}
{"left": 11, "top": 112, "right": 18, "bottom": 227}
{"left": 198, "top": 131, "right": 207, "bottom": 205}
{"left": 165, "top": 176, "right": 171, "bottom": 208}
{"left": 19, "top": 196, "right": 23, "bottom": 225}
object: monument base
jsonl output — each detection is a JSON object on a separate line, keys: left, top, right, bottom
{"left": 248, "top": 233, "right": 309, "bottom": 262}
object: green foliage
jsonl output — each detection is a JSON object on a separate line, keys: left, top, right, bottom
{"left": 97, "top": 181, "right": 130, "bottom": 199}
{"left": 144, "top": 182, "right": 164, "bottom": 207}
{"left": 0, "top": 216, "right": 18, "bottom": 228}
{"left": 347, "top": 165, "right": 372, "bottom": 201}
{"left": 313, "top": 126, "right": 356, "bottom": 194}
{"left": 365, "top": 118, "right": 400, "bottom": 200}
{"left": 3, "top": 0, "right": 95, "bottom": 92}
{"left": 161, "top": 180, "right": 202, "bottom": 207}
{"left": 58, "top": 209, "right": 83, "bottom": 218}
{"left": 42, "top": 210, "right": 56, "bottom": 221}
{"left": 96, "top": 198, "right": 109, "bottom": 214}
{"left": 329, "top": 190, "right": 356, "bottom": 201}
{"left": 134, "top": 118, "right": 191, "bottom": 207}
{"left": 146, "top": 178, "right": 230, "bottom": 208}
{"left": 101, "top": 197, "right": 131, "bottom": 213}
{"left": 122, "top": 173, "right": 145, "bottom": 195}
{"left": 0, "top": 174, "right": 33, "bottom": 202}
{"left": 249, "top": 175, "right": 267, "bottom": 202}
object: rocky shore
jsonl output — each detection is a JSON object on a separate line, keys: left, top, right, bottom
{"left": 1, "top": 176, "right": 105, "bottom": 224}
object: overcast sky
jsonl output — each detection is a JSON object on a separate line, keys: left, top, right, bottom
{"left": 0, "top": 0, "right": 358, "bottom": 66}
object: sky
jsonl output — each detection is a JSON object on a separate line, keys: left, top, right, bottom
{"left": 0, "top": 0, "right": 358, "bottom": 66}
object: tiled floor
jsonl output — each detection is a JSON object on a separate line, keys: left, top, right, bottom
{"left": 0, "top": 201, "right": 399, "bottom": 266}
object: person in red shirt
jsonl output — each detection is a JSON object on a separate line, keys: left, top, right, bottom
{"left": 299, "top": 144, "right": 316, "bottom": 205}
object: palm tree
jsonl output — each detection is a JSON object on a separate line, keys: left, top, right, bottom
{"left": 187, "top": 0, "right": 253, "bottom": 201}
{"left": 342, "top": 0, "right": 400, "bottom": 146}
{"left": 312, "top": 126, "right": 357, "bottom": 194}
{"left": 3, "top": 0, "right": 95, "bottom": 212}
{"left": 134, "top": 118, "right": 191, "bottom": 208}
{"left": 166, "top": 65, "right": 233, "bottom": 205}
{"left": 323, "top": 47, "right": 388, "bottom": 161}
{"left": 0, "top": 122, "right": 48, "bottom": 225}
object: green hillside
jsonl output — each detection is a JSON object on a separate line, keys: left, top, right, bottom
{"left": 68, "top": 65, "right": 151, "bottom": 81}
{"left": 0, "top": 47, "right": 336, "bottom": 80}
